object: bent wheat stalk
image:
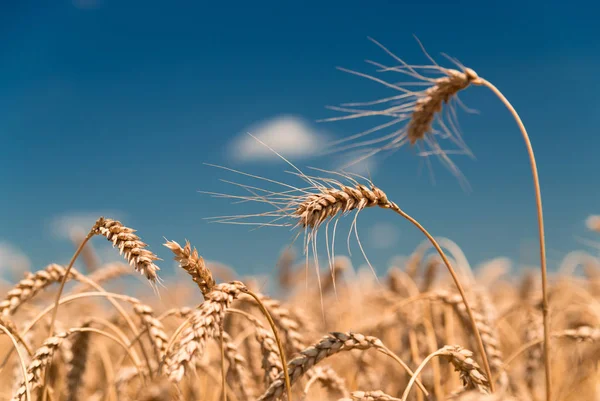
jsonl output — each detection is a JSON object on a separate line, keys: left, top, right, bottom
{"left": 470, "top": 76, "right": 551, "bottom": 401}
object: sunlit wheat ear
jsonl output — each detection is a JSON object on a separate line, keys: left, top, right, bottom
{"left": 93, "top": 217, "right": 161, "bottom": 284}
{"left": 586, "top": 215, "right": 600, "bottom": 233}
{"left": 320, "top": 37, "right": 478, "bottom": 182}
{"left": 164, "top": 239, "right": 216, "bottom": 296}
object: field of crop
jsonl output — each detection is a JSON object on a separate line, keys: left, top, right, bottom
{"left": 1, "top": 34, "right": 599, "bottom": 401}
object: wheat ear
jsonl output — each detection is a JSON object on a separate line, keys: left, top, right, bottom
{"left": 0, "top": 264, "right": 74, "bottom": 317}
{"left": 164, "top": 239, "right": 215, "bottom": 296}
{"left": 48, "top": 217, "right": 160, "bottom": 338}
{"left": 257, "top": 332, "right": 427, "bottom": 401}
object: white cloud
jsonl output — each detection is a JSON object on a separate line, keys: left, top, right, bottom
{"left": 50, "top": 212, "right": 125, "bottom": 239}
{"left": 367, "top": 222, "right": 400, "bottom": 250}
{"left": 229, "top": 115, "right": 326, "bottom": 162}
{"left": 0, "top": 242, "right": 31, "bottom": 276}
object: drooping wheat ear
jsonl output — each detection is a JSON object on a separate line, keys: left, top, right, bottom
{"left": 221, "top": 331, "right": 254, "bottom": 400}
{"left": 322, "top": 39, "right": 478, "bottom": 169}
{"left": 257, "top": 332, "right": 426, "bottom": 401}
{"left": 407, "top": 68, "right": 478, "bottom": 145}
{"left": 164, "top": 239, "right": 215, "bottom": 296}
{"left": 294, "top": 184, "right": 390, "bottom": 230}
{"left": 164, "top": 281, "right": 245, "bottom": 382}
{"left": 0, "top": 264, "right": 73, "bottom": 316}
{"left": 432, "top": 290, "right": 506, "bottom": 389}
{"left": 12, "top": 330, "right": 72, "bottom": 401}
{"left": 133, "top": 304, "right": 169, "bottom": 362}
{"left": 93, "top": 217, "right": 160, "bottom": 283}
{"left": 66, "top": 323, "right": 91, "bottom": 401}
{"left": 586, "top": 215, "right": 600, "bottom": 232}
{"left": 349, "top": 390, "right": 401, "bottom": 401}
{"left": 441, "top": 345, "right": 491, "bottom": 394}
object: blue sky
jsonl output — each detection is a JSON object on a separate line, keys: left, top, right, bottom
{"left": 1, "top": 0, "right": 599, "bottom": 281}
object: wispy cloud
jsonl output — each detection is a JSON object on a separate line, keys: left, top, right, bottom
{"left": 229, "top": 115, "right": 327, "bottom": 162}
{"left": 0, "top": 242, "right": 31, "bottom": 276}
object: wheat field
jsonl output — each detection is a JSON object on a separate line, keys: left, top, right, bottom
{"left": 1, "top": 39, "right": 599, "bottom": 401}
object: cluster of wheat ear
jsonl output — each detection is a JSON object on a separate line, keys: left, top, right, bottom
{"left": 0, "top": 215, "right": 598, "bottom": 401}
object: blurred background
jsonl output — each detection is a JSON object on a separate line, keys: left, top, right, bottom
{"left": 1, "top": 0, "right": 598, "bottom": 283}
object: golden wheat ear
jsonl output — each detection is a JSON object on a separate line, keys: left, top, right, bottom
{"left": 321, "top": 37, "right": 477, "bottom": 186}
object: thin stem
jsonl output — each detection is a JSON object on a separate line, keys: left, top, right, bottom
{"left": 386, "top": 203, "right": 495, "bottom": 393}
{"left": 401, "top": 349, "right": 443, "bottom": 401}
{"left": 42, "top": 231, "right": 94, "bottom": 401}
{"left": 242, "top": 288, "right": 292, "bottom": 401}
{"left": 476, "top": 77, "right": 550, "bottom": 401}
{"left": 0, "top": 323, "right": 30, "bottom": 401}
{"left": 47, "top": 231, "right": 94, "bottom": 338}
